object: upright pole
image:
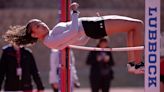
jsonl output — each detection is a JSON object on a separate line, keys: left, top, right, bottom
{"left": 145, "top": 0, "right": 160, "bottom": 92}
{"left": 58, "top": 0, "right": 71, "bottom": 92}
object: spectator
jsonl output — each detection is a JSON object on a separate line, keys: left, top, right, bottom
{"left": 86, "top": 38, "right": 114, "bottom": 92}
{"left": 0, "top": 44, "right": 44, "bottom": 92}
{"left": 49, "top": 49, "right": 80, "bottom": 92}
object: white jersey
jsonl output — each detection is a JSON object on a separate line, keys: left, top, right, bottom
{"left": 49, "top": 49, "right": 79, "bottom": 84}
{"left": 43, "top": 13, "right": 89, "bottom": 49}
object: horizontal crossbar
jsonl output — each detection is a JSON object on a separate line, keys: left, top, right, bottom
{"left": 69, "top": 45, "right": 144, "bottom": 51}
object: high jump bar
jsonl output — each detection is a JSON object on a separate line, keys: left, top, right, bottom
{"left": 69, "top": 45, "right": 144, "bottom": 52}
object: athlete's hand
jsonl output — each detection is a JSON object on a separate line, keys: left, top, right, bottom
{"left": 70, "top": 2, "right": 79, "bottom": 11}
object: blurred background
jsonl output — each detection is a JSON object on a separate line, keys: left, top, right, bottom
{"left": 0, "top": 0, "right": 163, "bottom": 91}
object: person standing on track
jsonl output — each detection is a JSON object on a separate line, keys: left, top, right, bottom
{"left": 0, "top": 44, "right": 44, "bottom": 92}
{"left": 86, "top": 38, "right": 114, "bottom": 92}
{"left": 49, "top": 49, "right": 80, "bottom": 92}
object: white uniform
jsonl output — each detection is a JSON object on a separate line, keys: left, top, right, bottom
{"left": 49, "top": 49, "right": 79, "bottom": 84}
{"left": 43, "top": 13, "right": 89, "bottom": 49}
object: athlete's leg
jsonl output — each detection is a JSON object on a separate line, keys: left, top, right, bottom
{"left": 126, "top": 31, "right": 136, "bottom": 73}
{"left": 132, "top": 22, "right": 144, "bottom": 64}
{"left": 80, "top": 15, "right": 144, "bottom": 65}
{"left": 103, "top": 16, "right": 144, "bottom": 65}
{"left": 127, "top": 30, "right": 135, "bottom": 63}
{"left": 103, "top": 15, "right": 143, "bottom": 36}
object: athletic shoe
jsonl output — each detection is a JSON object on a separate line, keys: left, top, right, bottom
{"left": 74, "top": 81, "right": 80, "bottom": 88}
{"left": 134, "top": 62, "right": 144, "bottom": 74}
{"left": 127, "top": 62, "right": 135, "bottom": 73}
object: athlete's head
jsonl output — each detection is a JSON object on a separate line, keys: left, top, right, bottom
{"left": 3, "top": 19, "right": 49, "bottom": 46}
{"left": 26, "top": 19, "right": 49, "bottom": 40}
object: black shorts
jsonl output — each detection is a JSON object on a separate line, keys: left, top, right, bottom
{"left": 82, "top": 20, "right": 107, "bottom": 39}
{"left": 161, "top": 75, "right": 164, "bottom": 83}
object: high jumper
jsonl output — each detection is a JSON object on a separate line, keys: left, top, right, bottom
{"left": 3, "top": 2, "right": 144, "bottom": 74}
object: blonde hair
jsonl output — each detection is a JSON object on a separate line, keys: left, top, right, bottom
{"left": 3, "top": 24, "right": 38, "bottom": 46}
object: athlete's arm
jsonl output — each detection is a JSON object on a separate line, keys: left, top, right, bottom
{"left": 43, "top": 3, "right": 80, "bottom": 49}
